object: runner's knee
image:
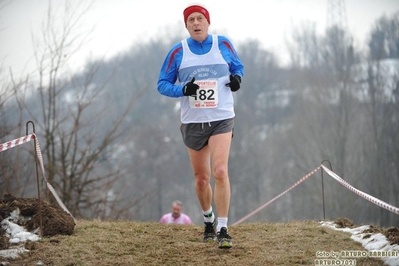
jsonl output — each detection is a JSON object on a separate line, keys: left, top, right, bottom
{"left": 195, "top": 174, "right": 210, "bottom": 188}
{"left": 213, "top": 164, "right": 228, "bottom": 180}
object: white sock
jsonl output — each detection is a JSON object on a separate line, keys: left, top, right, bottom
{"left": 202, "top": 207, "right": 214, "bottom": 223}
{"left": 217, "top": 217, "right": 228, "bottom": 232}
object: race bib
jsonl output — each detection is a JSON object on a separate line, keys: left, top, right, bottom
{"left": 189, "top": 80, "right": 218, "bottom": 108}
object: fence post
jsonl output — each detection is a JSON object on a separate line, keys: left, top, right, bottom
{"left": 320, "top": 160, "right": 333, "bottom": 221}
{"left": 26, "top": 121, "right": 43, "bottom": 237}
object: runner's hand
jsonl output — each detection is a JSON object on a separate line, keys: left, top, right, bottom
{"left": 225, "top": 75, "right": 241, "bottom": 92}
{"left": 183, "top": 77, "right": 199, "bottom": 96}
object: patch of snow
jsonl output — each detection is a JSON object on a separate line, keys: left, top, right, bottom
{"left": 1, "top": 220, "right": 40, "bottom": 244}
{"left": 321, "top": 221, "right": 399, "bottom": 266}
{"left": 0, "top": 208, "right": 40, "bottom": 259}
{"left": 0, "top": 247, "right": 29, "bottom": 260}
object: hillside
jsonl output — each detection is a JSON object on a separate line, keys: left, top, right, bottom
{"left": 3, "top": 219, "right": 393, "bottom": 265}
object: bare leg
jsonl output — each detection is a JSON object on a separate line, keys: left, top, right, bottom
{"left": 187, "top": 145, "right": 212, "bottom": 212}
{"left": 208, "top": 132, "right": 232, "bottom": 217}
{"left": 187, "top": 131, "right": 232, "bottom": 217}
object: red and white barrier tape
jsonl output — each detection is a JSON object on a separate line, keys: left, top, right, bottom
{"left": 233, "top": 164, "right": 399, "bottom": 226}
{"left": 0, "top": 134, "right": 35, "bottom": 152}
{"left": 232, "top": 166, "right": 321, "bottom": 225}
{"left": 0, "top": 134, "right": 75, "bottom": 220}
{"left": 321, "top": 165, "right": 399, "bottom": 215}
{"left": 33, "top": 134, "right": 75, "bottom": 220}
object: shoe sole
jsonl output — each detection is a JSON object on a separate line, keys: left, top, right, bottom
{"left": 219, "top": 243, "right": 233, "bottom": 249}
{"left": 218, "top": 241, "right": 232, "bottom": 248}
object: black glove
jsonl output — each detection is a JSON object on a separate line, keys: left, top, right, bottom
{"left": 225, "top": 75, "right": 241, "bottom": 92}
{"left": 183, "top": 77, "right": 199, "bottom": 96}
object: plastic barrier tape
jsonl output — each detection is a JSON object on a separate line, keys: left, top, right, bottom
{"left": 233, "top": 166, "right": 321, "bottom": 225}
{"left": 234, "top": 164, "right": 398, "bottom": 225}
{"left": 321, "top": 165, "right": 399, "bottom": 215}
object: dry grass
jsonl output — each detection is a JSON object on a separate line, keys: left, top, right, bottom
{"left": 10, "top": 219, "right": 386, "bottom": 265}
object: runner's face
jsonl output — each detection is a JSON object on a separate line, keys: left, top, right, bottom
{"left": 186, "top": 12, "right": 209, "bottom": 42}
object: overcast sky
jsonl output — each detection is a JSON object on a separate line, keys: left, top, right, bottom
{"left": 0, "top": 0, "right": 398, "bottom": 78}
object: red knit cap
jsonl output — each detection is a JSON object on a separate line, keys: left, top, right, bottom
{"left": 183, "top": 5, "right": 210, "bottom": 25}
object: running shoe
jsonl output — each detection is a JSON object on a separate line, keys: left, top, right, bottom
{"left": 203, "top": 220, "right": 217, "bottom": 242}
{"left": 217, "top": 227, "right": 233, "bottom": 248}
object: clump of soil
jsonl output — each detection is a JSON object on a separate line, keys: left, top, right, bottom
{"left": 0, "top": 193, "right": 75, "bottom": 249}
{"left": 362, "top": 224, "right": 381, "bottom": 234}
{"left": 334, "top": 217, "right": 354, "bottom": 228}
{"left": 385, "top": 227, "right": 399, "bottom": 245}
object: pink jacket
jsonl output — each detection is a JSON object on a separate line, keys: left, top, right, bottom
{"left": 159, "top": 213, "right": 193, "bottom": 224}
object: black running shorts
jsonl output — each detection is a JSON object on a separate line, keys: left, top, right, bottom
{"left": 180, "top": 118, "right": 234, "bottom": 151}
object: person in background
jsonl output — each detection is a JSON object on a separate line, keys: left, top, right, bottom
{"left": 159, "top": 200, "right": 193, "bottom": 225}
{"left": 157, "top": 4, "right": 244, "bottom": 248}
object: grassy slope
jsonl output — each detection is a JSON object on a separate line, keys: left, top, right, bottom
{"left": 12, "top": 220, "right": 385, "bottom": 265}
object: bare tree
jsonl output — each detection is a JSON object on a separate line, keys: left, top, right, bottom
{"left": 283, "top": 23, "right": 366, "bottom": 221}
{"left": 281, "top": 17, "right": 399, "bottom": 226}
{"left": 359, "top": 58, "right": 399, "bottom": 225}
{"left": 0, "top": 0, "right": 37, "bottom": 197}
{"left": 4, "top": 1, "right": 145, "bottom": 219}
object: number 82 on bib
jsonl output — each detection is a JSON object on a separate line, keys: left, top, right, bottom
{"left": 189, "top": 80, "right": 218, "bottom": 108}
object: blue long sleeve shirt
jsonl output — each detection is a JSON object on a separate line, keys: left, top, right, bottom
{"left": 157, "top": 34, "right": 244, "bottom": 98}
